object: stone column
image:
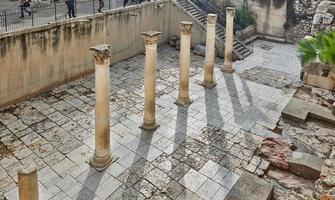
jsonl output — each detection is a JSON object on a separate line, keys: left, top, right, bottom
{"left": 140, "top": 31, "right": 162, "bottom": 131}
{"left": 89, "top": 44, "right": 113, "bottom": 171}
{"left": 222, "top": 7, "right": 236, "bottom": 74}
{"left": 176, "top": 21, "right": 193, "bottom": 106}
{"left": 18, "top": 164, "right": 39, "bottom": 200}
{"left": 203, "top": 14, "right": 217, "bottom": 88}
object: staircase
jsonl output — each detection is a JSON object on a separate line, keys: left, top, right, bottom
{"left": 174, "top": 0, "right": 253, "bottom": 60}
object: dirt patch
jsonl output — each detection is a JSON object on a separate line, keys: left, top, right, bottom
{"left": 238, "top": 67, "right": 301, "bottom": 93}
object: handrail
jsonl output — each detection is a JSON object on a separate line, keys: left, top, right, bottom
{"left": 189, "top": 0, "right": 252, "bottom": 56}
{"left": 173, "top": 0, "right": 244, "bottom": 59}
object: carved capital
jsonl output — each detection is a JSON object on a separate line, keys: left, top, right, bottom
{"left": 226, "top": 7, "right": 236, "bottom": 17}
{"left": 141, "top": 31, "right": 162, "bottom": 45}
{"left": 207, "top": 14, "right": 217, "bottom": 24}
{"left": 180, "top": 21, "right": 193, "bottom": 35}
{"left": 90, "top": 44, "right": 111, "bottom": 65}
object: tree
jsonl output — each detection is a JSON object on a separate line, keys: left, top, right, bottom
{"left": 297, "top": 31, "right": 335, "bottom": 73}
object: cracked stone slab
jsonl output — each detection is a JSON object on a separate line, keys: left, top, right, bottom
{"left": 282, "top": 98, "right": 335, "bottom": 124}
{"left": 289, "top": 151, "right": 325, "bottom": 180}
{"left": 224, "top": 171, "right": 273, "bottom": 200}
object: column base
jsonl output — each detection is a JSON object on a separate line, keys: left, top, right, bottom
{"left": 140, "top": 122, "right": 160, "bottom": 131}
{"left": 175, "top": 99, "right": 193, "bottom": 107}
{"left": 200, "top": 81, "right": 217, "bottom": 89}
{"left": 88, "top": 154, "right": 118, "bottom": 172}
{"left": 221, "top": 64, "right": 235, "bottom": 74}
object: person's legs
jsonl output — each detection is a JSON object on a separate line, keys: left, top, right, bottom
{"left": 67, "top": 5, "right": 72, "bottom": 18}
{"left": 123, "top": 0, "right": 128, "bottom": 7}
{"left": 71, "top": 5, "right": 76, "bottom": 17}
{"left": 20, "top": 6, "right": 25, "bottom": 18}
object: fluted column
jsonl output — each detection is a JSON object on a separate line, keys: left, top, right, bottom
{"left": 18, "top": 164, "right": 39, "bottom": 200}
{"left": 222, "top": 7, "right": 236, "bottom": 73}
{"left": 203, "top": 14, "right": 217, "bottom": 88}
{"left": 89, "top": 44, "right": 113, "bottom": 171}
{"left": 176, "top": 21, "right": 193, "bottom": 107}
{"left": 140, "top": 31, "right": 161, "bottom": 131}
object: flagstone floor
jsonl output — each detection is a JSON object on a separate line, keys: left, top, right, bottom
{"left": 1, "top": 40, "right": 300, "bottom": 200}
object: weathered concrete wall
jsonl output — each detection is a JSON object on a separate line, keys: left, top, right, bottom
{"left": 169, "top": 2, "right": 225, "bottom": 57}
{"left": 251, "top": 0, "right": 287, "bottom": 38}
{"left": 0, "top": 0, "right": 170, "bottom": 107}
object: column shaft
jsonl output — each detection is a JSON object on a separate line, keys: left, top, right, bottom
{"left": 18, "top": 165, "right": 39, "bottom": 200}
{"left": 89, "top": 44, "right": 113, "bottom": 171}
{"left": 143, "top": 43, "right": 157, "bottom": 128}
{"left": 203, "top": 14, "right": 217, "bottom": 88}
{"left": 176, "top": 21, "right": 193, "bottom": 107}
{"left": 222, "top": 7, "right": 236, "bottom": 73}
{"left": 141, "top": 31, "right": 161, "bottom": 131}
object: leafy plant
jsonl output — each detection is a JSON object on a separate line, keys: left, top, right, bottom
{"left": 297, "top": 31, "right": 335, "bottom": 73}
{"left": 234, "top": 7, "right": 255, "bottom": 29}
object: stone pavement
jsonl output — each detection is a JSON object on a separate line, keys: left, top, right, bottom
{"left": 0, "top": 41, "right": 299, "bottom": 200}
{"left": 235, "top": 40, "right": 301, "bottom": 76}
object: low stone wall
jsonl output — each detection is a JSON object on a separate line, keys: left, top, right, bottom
{"left": 0, "top": 0, "right": 171, "bottom": 107}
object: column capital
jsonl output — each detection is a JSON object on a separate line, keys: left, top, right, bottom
{"left": 207, "top": 14, "right": 217, "bottom": 24}
{"left": 90, "top": 44, "right": 111, "bottom": 64}
{"left": 141, "top": 31, "right": 162, "bottom": 45}
{"left": 180, "top": 21, "right": 193, "bottom": 35}
{"left": 226, "top": 7, "right": 236, "bottom": 17}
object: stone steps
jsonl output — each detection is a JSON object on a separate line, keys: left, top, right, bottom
{"left": 224, "top": 171, "right": 274, "bottom": 200}
{"left": 174, "top": 0, "right": 253, "bottom": 60}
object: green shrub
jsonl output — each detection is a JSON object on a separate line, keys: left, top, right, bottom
{"left": 234, "top": 7, "right": 255, "bottom": 29}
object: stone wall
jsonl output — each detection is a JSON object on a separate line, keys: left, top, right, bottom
{"left": 0, "top": 0, "right": 171, "bottom": 107}
{"left": 285, "top": 0, "right": 321, "bottom": 43}
{"left": 311, "top": 1, "right": 335, "bottom": 34}
{"left": 250, "top": 0, "right": 287, "bottom": 38}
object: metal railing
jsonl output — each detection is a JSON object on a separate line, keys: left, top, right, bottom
{"left": 190, "top": 0, "right": 242, "bottom": 32}
{"left": 0, "top": 0, "right": 146, "bottom": 33}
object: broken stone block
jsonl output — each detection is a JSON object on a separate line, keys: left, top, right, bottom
{"left": 257, "top": 137, "right": 297, "bottom": 170}
{"left": 169, "top": 36, "right": 178, "bottom": 47}
{"left": 289, "top": 152, "right": 325, "bottom": 180}
{"left": 332, "top": 102, "right": 335, "bottom": 115}
{"left": 225, "top": 171, "right": 273, "bottom": 200}
{"left": 268, "top": 168, "right": 315, "bottom": 198}
{"left": 193, "top": 45, "right": 206, "bottom": 57}
{"left": 175, "top": 40, "right": 180, "bottom": 50}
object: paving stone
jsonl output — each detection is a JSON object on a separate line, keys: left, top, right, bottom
{"left": 56, "top": 175, "right": 78, "bottom": 192}
{"left": 212, "top": 187, "right": 229, "bottom": 200}
{"left": 178, "top": 169, "right": 207, "bottom": 192}
{"left": 176, "top": 189, "right": 202, "bottom": 200}
{"left": 144, "top": 168, "right": 171, "bottom": 190}
{"left": 117, "top": 169, "right": 142, "bottom": 187}
{"left": 168, "top": 162, "right": 191, "bottom": 181}
{"left": 95, "top": 176, "right": 122, "bottom": 199}
{"left": 152, "top": 153, "right": 180, "bottom": 173}
{"left": 224, "top": 171, "right": 273, "bottom": 200}
{"left": 39, "top": 166, "right": 62, "bottom": 187}
{"left": 106, "top": 162, "right": 128, "bottom": 178}
{"left": 129, "top": 158, "right": 155, "bottom": 176}
{"left": 134, "top": 179, "right": 158, "bottom": 198}
{"left": 196, "top": 178, "right": 221, "bottom": 200}
{"left": 160, "top": 180, "right": 185, "bottom": 199}
{"left": 52, "top": 158, "right": 78, "bottom": 177}
{"left": 199, "top": 160, "right": 223, "bottom": 178}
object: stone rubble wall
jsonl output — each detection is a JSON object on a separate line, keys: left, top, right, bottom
{"left": 286, "top": 0, "right": 335, "bottom": 43}
{"left": 311, "top": 0, "right": 335, "bottom": 34}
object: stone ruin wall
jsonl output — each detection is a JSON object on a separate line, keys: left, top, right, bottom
{"left": 285, "top": 0, "right": 335, "bottom": 43}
